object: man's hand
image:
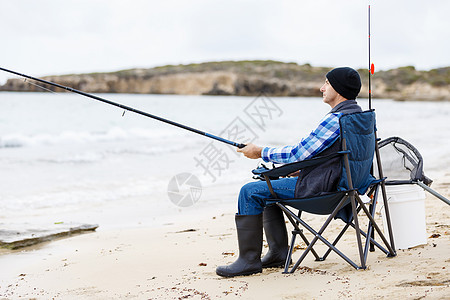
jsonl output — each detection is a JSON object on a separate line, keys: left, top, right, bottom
{"left": 237, "top": 143, "right": 263, "bottom": 159}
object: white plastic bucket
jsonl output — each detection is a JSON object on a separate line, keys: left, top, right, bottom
{"left": 381, "top": 184, "right": 427, "bottom": 249}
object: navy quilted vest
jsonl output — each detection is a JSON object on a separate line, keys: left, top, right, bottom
{"left": 294, "top": 100, "right": 362, "bottom": 198}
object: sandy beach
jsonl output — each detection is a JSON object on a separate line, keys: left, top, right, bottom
{"left": 0, "top": 176, "right": 449, "bottom": 300}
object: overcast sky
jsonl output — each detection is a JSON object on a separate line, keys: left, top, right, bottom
{"left": 1, "top": 0, "right": 449, "bottom": 84}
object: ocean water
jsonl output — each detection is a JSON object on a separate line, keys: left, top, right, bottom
{"left": 1, "top": 92, "right": 449, "bottom": 230}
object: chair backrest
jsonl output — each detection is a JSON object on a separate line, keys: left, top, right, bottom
{"left": 338, "top": 111, "right": 377, "bottom": 194}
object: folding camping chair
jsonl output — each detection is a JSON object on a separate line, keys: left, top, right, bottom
{"left": 377, "top": 137, "right": 450, "bottom": 206}
{"left": 252, "top": 110, "right": 397, "bottom": 273}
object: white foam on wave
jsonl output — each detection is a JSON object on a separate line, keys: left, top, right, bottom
{"left": 37, "top": 143, "right": 196, "bottom": 164}
{"left": 38, "top": 152, "right": 106, "bottom": 164}
{"left": 0, "top": 127, "right": 183, "bottom": 148}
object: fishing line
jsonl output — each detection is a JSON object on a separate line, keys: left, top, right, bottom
{"left": 0, "top": 67, "right": 246, "bottom": 148}
{"left": 23, "top": 78, "right": 57, "bottom": 94}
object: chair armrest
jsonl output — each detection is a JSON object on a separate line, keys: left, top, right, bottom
{"left": 252, "top": 150, "right": 349, "bottom": 178}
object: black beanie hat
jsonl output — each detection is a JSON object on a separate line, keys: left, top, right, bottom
{"left": 326, "top": 67, "right": 362, "bottom": 100}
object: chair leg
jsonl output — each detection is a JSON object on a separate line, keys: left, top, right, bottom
{"left": 362, "top": 199, "right": 376, "bottom": 262}
{"left": 367, "top": 185, "right": 378, "bottom": 252}
{"left": 369, "top": 203, "right": 376, "bottom": 252}
{"left": 322, "top": 199, "right": 388, "bottom": 262}
{"left": 349, "top": 223, "right": 388, "bottom": 254}
{"left": 366, "top": 200, "right": 377, "bottom": 255}
{"left": 281, "top": 197, "right": 362, "bottom": 272}
{"left": 321, "top": 222, "right": 352, "bottom": 261}
{"left": 351, "top": 193, "right": 366, "bottom": 269}
{"left": 321, "top": 186, "right": 389, "bottom": 259}
{"left": 298, "top": 230, "right": 322, "bottom": 261}
{"left": 354, "top": 193, "right": 396, "bottom": 257}
{"left": 289, "top": 216, "right": 360, "bottom": 272}
{"left": 283, "top": 230, "right": 298, "bottom": 274}
{"left": 277, "top": 204, "right": 321, "bottom": 267}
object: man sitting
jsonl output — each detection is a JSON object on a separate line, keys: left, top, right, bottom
{"left": 216, "top": 67, "right": 363, "bottom": 277}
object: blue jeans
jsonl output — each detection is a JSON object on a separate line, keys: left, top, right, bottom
{"left": 238, "top": 177, "right": 297, "bottom": 215}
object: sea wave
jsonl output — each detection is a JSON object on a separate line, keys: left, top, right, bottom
{"left": 34, "top": 144, "right": 196, "bottom": 164}
{"left": 0, "top": 127, "right": 182, "bottom": 148}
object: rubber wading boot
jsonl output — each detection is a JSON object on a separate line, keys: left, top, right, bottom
{"left": 261, "top": 205, "right": 289, "bottom": 268}
{"left": 216, "top": 214, "right": 263, "bottom": 277}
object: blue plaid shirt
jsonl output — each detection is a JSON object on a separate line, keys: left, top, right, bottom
{"left": 261, "top": 112, "right": 343, "bottom": 164}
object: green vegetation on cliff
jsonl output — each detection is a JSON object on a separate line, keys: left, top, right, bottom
{"left": 108, "top": 60, "right": 330, "bottom": 81}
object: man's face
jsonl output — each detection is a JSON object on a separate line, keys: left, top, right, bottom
{"left": 320, "top": 79, "right": 340, "bottom": 107}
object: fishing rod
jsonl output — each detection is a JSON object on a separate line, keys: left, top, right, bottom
{"left": 367, "top": 3, "right": 397, "bottom": 253}
{"left": 368, "top": 3, "right": 374, "bottom": 109}
{"left": 0, "top": 67, "right": 246, "bottom": 149}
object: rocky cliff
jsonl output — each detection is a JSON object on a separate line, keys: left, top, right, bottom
{"left": 1, "top": 61, "right": 448, "bottom": 101}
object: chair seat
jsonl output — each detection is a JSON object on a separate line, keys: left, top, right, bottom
{"left": 265, "top": 191, "right": 350, "bottom": 215}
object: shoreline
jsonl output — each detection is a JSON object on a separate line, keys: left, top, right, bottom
{"left": 1, "top": 178, "right": 448, "bottom": 299}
